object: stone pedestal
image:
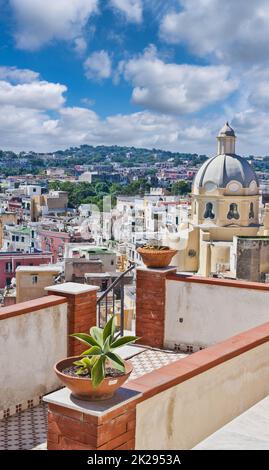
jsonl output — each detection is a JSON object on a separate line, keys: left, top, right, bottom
{"left": 46, "top": 283, "right": 99, "bottom": 356}
{"left": 44, "top": 387, "right": 141, "bottom": 450}
{"left": 136, "top": 267, "right": 177, "bottom": 348}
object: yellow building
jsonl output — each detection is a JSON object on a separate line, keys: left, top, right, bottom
{"left": 16, "top": 266, "right": 62, "bottom": 303}
{"left": 0, "top": 212, "right": 18, "bottom": 249}
{"left": 31, "top": 191, "right": 68, "bottom": 221}
{"left": 167, "top": 123, "right": 268, "bottom": 277}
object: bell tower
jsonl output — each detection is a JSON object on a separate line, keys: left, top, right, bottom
{"left": 217, "top": 122, "right": 236, "bottom": 155}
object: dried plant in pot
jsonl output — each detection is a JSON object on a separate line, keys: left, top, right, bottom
{"left": 54, "top": 316, "right": 138, "bottom": 401}
{"left": 137, "top": 243, "right": 178, "bottom": 268}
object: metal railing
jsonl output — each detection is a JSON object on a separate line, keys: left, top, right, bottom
{"left": 96, "top": 263, "right": 136, "bottom": 336}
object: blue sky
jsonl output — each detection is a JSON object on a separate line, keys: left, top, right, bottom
{"left": 0, "top": 1, "right": 269, "bottom": 155}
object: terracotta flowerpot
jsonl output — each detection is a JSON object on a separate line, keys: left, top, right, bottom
{"left": 137, "top": 247, "right": 178, "bottom": 268}
{"left": 54, "top": 356, "right": 133, "bottom": 401}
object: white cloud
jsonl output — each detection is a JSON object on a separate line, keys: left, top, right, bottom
{"left": 1, "top": 92, "right": 269, "bottom": 156}
{"left": 160, "top": 0, "right": 269, "bottom": 67}
{"left": 0, "top": 105, "right": 213, "bottom": 153}
{"left": 0, "top": 69, "right": 213, "bottom": 152}
{"left": 84, "top": 50, "right": 112, "bottom": 81}
{"left": 109, "top": 0, "right": 143, "bottom": 23}
{"left": 231, "top": 110, "right": 269, "bottom": 155}
{"left": 0, "top": 66, "right": 40, "bottom": 83}
{"left": 0, "top": 80, "right": 66, "bottom": 110}
{"left": 120, "top": 45, "right": 238, "bottom": 114}
{"left": 242, "top": 68, "right": 269, "bottom": 111}
{"left": 10, "top": 0, "right": 98, "bottom": 50}
{"left": 1, "top": 65, "right": 269, "bottom": 156}
{"left": 81, "top": 97, "right": 96, "bottom": 107}
{"left": 73, "top": 36, "right": 87, "bottom": 55}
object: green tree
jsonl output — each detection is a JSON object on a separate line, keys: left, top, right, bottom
{"left": 171, "top": 180, "right": 191, "bottom": 195}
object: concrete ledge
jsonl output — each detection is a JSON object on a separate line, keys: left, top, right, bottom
{"left": 137, "top": 266, "right": 177, "bottom": 274}
{"left": 45, "top": 282, "right": 99, "bottom": 295}
{"left": 0, "top": 295, "right": 67, "bottom": 321}
{"left": 44, "top": 387, "right": 142, "bottom": 418}
{"left": 166, "top": 273, "right": 269, "bottom": 291}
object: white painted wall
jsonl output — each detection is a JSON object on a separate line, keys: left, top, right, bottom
{"left": 165, "top": 280, "right": 269, "bottom": 350}
{"left": 0, "top": 303, "right": 68, "bottom": 411}
{"left": 136, "top": 341, "right": 269, "bottom": 449}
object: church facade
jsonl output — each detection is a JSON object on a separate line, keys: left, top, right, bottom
{"left": 166, "top": 123, "right": 269, "bottom": 280}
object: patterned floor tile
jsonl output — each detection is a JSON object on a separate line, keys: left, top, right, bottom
{"left": 0, "top": 404, "right": 48, "bottom": 450}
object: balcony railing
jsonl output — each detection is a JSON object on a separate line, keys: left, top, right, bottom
{"left": 96, "top": 263, "right": 135, "bottom": 335}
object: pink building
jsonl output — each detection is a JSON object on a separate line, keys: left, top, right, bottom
{"left": 39, "top": 230, "right": 70, "bottom": 263}
{"left": 0, "top": 252, "right": 53, "bottom": 288}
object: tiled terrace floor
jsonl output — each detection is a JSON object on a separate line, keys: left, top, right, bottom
{"left": 0, "top": 347, "right": 187, "bottom": 450}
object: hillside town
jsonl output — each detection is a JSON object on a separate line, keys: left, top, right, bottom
{"left": 3, "top": 119, "right": 269, "bottom": 453}
{"left": 3, "top": 0, "right": 269, "bottom": 458}
{"left": 1, "top": 124, "right": 269, "bottom": 310}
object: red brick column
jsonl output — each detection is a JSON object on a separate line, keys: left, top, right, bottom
{"left": 46, "top": 283, "right": 99, "bottom": 356}
{"left": 136, "top": 267, "right": 177, "bottom": 348}
{"left": 47, "top": 401, "right": 136, "bottom": 450}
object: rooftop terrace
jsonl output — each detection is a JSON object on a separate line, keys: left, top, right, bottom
{"left": 0, "top": 346, "right": 187, "bottom": 450}
{"left": 2, "top": 271, "right": 269, "bottom": 450}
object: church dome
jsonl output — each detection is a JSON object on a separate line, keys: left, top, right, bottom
{"left": 193, "top": 122, "right": 259, "bottom": 193}
{"left": 194, "top": 153, "right": 259, "bottom": 190}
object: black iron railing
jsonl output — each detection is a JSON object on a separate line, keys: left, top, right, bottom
{"left": 96, "top": 263, "right": 136, "bottom": 336}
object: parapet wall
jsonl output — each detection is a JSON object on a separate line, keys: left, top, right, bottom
{"left": 0, "top": 295, "right": 68, "bottom": 418}
{"left": 134, "top": 322, "right": 269, "bottom": 449}
{"left": 165, "top": 274, "right": 269, "bottom": 350}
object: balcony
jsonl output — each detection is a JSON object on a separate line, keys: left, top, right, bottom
{"left": 2, "top": 274, "right": 269, "bottom": 450}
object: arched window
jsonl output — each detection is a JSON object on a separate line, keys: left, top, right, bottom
{"left": 227, "top": 203, "right": 240, "bottom": 220}
{"left": 249, "top": 202, "right": 254, "bottom": 219}
{"left": 204, "top": 202, "right": 215, "bottom": 219}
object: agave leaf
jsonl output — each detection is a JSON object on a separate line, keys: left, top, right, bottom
{"left": 111, "top": 336, "right": 139, "bottom": 349}
{"left": 110, "top": 330, "right": 121, "bottom": 345}
{"left": 90, "top": 326, "right": 104, "bottom": 346}
{"left": 70, "top": 333, "right": 99, "bottom": 347}
{"left": 73, "top": 360, "right": 84, "bottom": 366}
{"left": 106, "top": 352, "right": 125, "bottom": 373}
{"left": 103, "top": 315, "right": 115, "bottom": 342}
{"left": 81, "top": 346, "right": 102, "bottom": 356}
{"left": 103, "top": 336, "right": 111, "bottom": 354}
{"left": 80, "top": 357, "right": 93, "bottom": 368}
{"left": 91, "top": 356, "right": 105, "bottom": 388}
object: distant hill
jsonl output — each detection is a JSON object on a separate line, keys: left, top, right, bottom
{"left": 0, "top": 145, "right": 208, "bottom": 176}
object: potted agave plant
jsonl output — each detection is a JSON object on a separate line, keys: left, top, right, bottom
{"left": 54, "top": 315, "right": 138, "bottom": 401}
{"left": 137, "top": 242, "right": 178, "bottom": 268}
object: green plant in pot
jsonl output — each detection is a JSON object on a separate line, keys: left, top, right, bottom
{"left": 137, "top": 241, "right": 178, "bottom": 268}
{"left": 54, "top": 315, "right": 138, "bottom": 400}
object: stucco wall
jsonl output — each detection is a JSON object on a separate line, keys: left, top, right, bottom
{"left": 135, "top": 340, "right": 269, "bottom": 449}
{"left": 0, "top": 301, "right": 68, "bottom": 411}
{"left": 165, "top": 279, "right": 269, "bottom": 350}
{"left": 16, "top": 271, "right": 60, "bottom": 303}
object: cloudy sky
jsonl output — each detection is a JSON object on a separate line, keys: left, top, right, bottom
{"left": 0, "top": 0, "right": 269, "bottom": 155}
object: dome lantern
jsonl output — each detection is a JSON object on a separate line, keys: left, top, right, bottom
{"left": 217, "top": 122, "right": 236, "bottom": 155}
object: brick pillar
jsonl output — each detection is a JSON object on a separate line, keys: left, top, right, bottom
{"left": 46, "top": 283, "right": 99, "bottom": 356}
{"left": 46, "top": 393, "right": 137, "bottom": 450}
{"left": 136, "top": 267, "right": 177, "bottom": 348}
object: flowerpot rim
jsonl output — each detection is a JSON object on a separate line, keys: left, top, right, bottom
{"left": 54, "top": 355, "right": 133, "bottom": 383}
{"left": 137, "top": 247, "right": 178, "bottom": 254}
